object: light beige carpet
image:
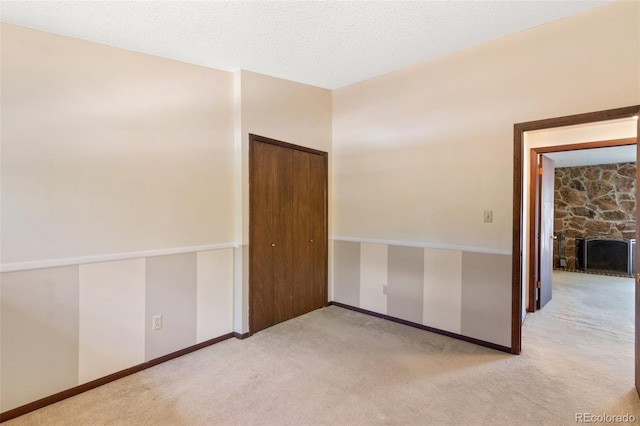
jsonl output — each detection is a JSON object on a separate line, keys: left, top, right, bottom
{"left": 5, "top": 271, "right": 639, "bottom": 425}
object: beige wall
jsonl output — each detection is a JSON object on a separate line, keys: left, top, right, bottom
{"left": 0, "top": 24, "right": 237, "bottom": 412}
{"left": 233, "top": 70, "right": 332, "bottom": 333}
{"left": 237, "top": 70, "right": 332, "bottom": 244}
{"left": 332, "top": 0, "right": 639, "bottom": 253}
{"left": 1, "top": 23, "right": 235, "bottom": 266}
{"left": 239, "top": 70, "right": 332, "bottom": 154}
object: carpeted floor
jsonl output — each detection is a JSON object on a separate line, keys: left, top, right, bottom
{"left": 5, "top": 271, "right": 639, "bottom": 425}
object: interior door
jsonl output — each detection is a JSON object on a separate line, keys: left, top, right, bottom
{"left": 292, "top": 150, "right": 313, "bottom": 316}
{"left": 538, "top": 154, "right": 555, "bottom": 309}
{"left": 250, "top": 135, "right": 329, "bottom": 334}
{"left": 293, "top": 150, "right": 327, "bottom": 316}
{"left": 308, "top": 152, "right": 328, "bottom": 309}
{"left": 272, "top": 145, "right": 294, "bottom": 324}
{"left": 250, "top": 140, "right": 276, "bottom": 333}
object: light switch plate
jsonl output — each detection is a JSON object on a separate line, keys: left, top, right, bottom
{"left": 152, "top": 314, "right": 162, "bottom": 331}
{"left": 484, "top": 210, "right": 493, "bottom": 223}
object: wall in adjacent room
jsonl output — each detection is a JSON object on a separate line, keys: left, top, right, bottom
{"left": 331, "top": 0, "right": 640, "bottom": 347}
{"left": 554, "top": 162, "right": 636, "bottom": 270}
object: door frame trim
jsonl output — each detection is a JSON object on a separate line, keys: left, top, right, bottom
{"left": 248, "top": 133, "right": 329, "bottom": 334}
{"left": 511, "top": 105, "right": 640, "bottom": 355}
{"left": 249, "top": 133, "right": 327, "bottom": 156}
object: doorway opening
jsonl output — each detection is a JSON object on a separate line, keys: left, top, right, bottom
{"left": 511, "top": 106, "right": 640, "bottom": 396}
{"left": 528, "top": 138, "right": 637, "bottom": 313}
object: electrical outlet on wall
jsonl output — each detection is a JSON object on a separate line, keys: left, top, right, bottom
{"left": 152, "top": 314, "right": 162, "bottom": 331}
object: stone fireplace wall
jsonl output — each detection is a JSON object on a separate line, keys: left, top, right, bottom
{"left": 553, "top": 162, "right": 636, "bottom": 270}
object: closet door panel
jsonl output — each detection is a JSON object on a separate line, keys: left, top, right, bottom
{"left": 293, "top": 150, "right": 313, "bottom": 317}
{"left": 309, "top": 153, "right": 327, "bottom": 309}
{"left": 250, "top": 141, "right": 276, "bottom": 332}
{"left": 273, "top": 145, "right": 294, "bottom": 324}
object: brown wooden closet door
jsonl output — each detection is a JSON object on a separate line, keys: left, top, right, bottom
{"left": 272, "top": 145, "right": 294, "bottom": 324}
{"left": 308, "top": 152, "right": 327, "bottom": 310}
{"left": 293, "top": 150, "right": 327, "bottom": 316}
{"left": 250, "top": 141, "right": 276, "bottom": 333}
{"left": 250, "top": 135, "right": 327, "bottom": 334}
{"left": 293, "top": 150, "right": 313, "bottom": 316}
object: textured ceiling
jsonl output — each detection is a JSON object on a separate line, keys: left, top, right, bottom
{"left": 0, "top": 0, "right": 614, "bottom": 89}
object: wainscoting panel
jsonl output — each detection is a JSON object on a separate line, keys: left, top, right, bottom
{"left": 333, "top": 241, "right": 361, "bottom": 307}
{"left": 196, "top": 249, "right": 234, "bottom": 343}
{"left": 145, "top": 253, "right": 198, "bottom": 361}
{"left": 78, "top": 259, "right": 146, "bottom": 384}
{"left": 461, "top": 252, "right": 512, "bottom": 347}
{"left": 1, "top": 266, "right": 80, "bottom": 412}
{"left": 423, "top": 248, "right": 462, "bottom": 334}
{"left": 359, "top": 243, "right": 388, "bottom": 314}
{"left": 332, "top": 239, "right": 512, "bottom": 349}
{"left": 388, "top": 245, "right": 424, "bottom": 324}
{"left": 1, "top": 247, "right": 235, "bottom": 415}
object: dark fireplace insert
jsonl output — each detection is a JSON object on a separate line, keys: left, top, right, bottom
{"left": 575, "top": 237, "right": 636, "bottom": 276}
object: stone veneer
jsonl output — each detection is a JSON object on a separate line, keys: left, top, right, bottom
{"left": 553, "top": 162, "right": 636, "bottom": 270}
